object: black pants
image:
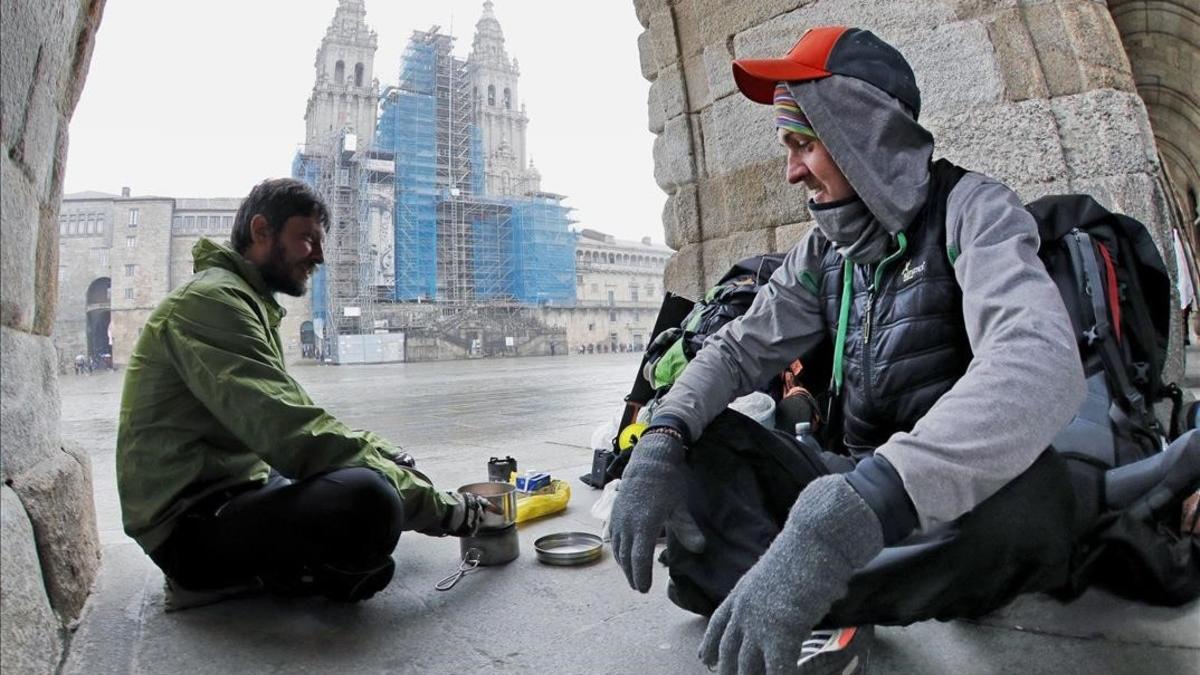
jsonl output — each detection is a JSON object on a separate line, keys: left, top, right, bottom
{"left": 664, "top": 410, "right": 1081, "bottom": 626}
{"left": 151, "top": 467, "right": 404, "bottom": 596}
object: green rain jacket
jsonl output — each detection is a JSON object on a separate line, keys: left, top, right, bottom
{"left": 117, "top": 238, "right": 455, "bottom": 553}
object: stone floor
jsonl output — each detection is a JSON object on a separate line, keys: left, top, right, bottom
{"left": 59, "top": 351, "right": 1199, "bottom": 674}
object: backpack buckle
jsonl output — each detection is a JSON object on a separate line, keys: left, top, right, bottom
{"left": 1132, "top": 361, "right": 1150, "bottom": 384}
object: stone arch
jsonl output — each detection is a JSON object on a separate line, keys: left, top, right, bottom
{"left": 84, "top": 277, "right": 111, "bottom": 360}
{"left": 1109, "top": 1, "right": 1200, "bottom": 223}
{"left": 335, "top": 59, "right": 345, "bottom": 84}
{"left": 354, "top": 62, "right": 364, "bottom": 87}
{"left": 504, "top": 87, "right": 512, "bottom": 109}
{"left": 488, "top": 84, "right": 496, "bottom": 106}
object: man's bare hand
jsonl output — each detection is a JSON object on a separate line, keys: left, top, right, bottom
{"left": 1182, "top": 490, "right": 1199, "bottom": 535}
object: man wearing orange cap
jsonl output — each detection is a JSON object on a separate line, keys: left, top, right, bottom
{"left": 610, "top": 27, "right": 1088, "bottom": 673}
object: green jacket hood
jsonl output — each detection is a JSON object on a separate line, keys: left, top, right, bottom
{"left": 191, "top": 238, "right": 271, "bottom": 298}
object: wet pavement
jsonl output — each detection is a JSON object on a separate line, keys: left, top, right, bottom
{"left": 59, "top": 351, "right": 1199, "bottom": 674}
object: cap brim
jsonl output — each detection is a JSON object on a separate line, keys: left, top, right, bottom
{"left": 732, "top": 59, "right": 831, "bottom": 104}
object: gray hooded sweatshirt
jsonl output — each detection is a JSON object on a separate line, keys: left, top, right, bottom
{"left": 654, "top": 74, "right": 1085, "bottom": 531}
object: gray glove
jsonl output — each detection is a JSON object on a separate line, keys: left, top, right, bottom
{"left": 610, "top": 429, "right": 690, "bottom": 592}
{"left": 440, "top": 492, "right": 494, "bottom": 537}
{"left": 699, "top": 475, "right": 885, "bottom": 674}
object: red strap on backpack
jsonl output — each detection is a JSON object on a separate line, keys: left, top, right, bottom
{"left": 1097, "top": 242, "right": 1121, "bottom": 343}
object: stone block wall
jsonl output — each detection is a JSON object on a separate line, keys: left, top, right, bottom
{"left": 634, "top": 0, "right": 1189, "bottom": 383}
{"left": 1, "top": 0, "right": 106, "bottom": 673}
{"left": 109, "top": 199, "right": 172, "bottom": 365}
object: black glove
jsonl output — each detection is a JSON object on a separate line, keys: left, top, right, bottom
{"left": 386, "top": 449, "right": 416, "bottom": 468}
{"left": 698, "top": 475, "right": 885, "bottom": 673}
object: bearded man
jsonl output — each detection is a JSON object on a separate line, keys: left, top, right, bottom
{"left": 117, "top": 178, "right": 488, "bottom": 610}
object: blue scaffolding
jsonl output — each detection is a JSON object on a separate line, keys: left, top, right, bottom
{"left": 508, "top": 194, "right": 577, "bottom": 305}
{"left": 378, "top": 85, "right": 438, "bottom": 300}
{"left": 372, "top": 27, "right": 577, "bottom": 307}
{"left": 291, "top": 151, "right": 328, "bottom": 324}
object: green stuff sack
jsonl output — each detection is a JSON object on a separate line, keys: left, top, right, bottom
{"left": 643, "top": 254, "right": 784, "bottom": 392}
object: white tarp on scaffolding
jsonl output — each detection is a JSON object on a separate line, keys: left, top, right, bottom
{"left": 335, "top": 333, "right": 406, "bottom": 364}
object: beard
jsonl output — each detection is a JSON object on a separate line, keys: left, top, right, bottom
{"left": 259, "top": 240, "right": 309, "bottom": 297}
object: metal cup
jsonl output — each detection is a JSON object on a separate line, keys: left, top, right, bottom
{"left": 457, "top": 481, "right": 517, "bottom": 530}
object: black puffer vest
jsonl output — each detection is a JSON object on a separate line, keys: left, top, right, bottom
{"left": 817, "top": 160, "right": 971, "bottom": 456}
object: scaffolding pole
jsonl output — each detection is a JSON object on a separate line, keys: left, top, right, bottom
{"left": 311, "top": 129, "right": 378, "bottom": 360}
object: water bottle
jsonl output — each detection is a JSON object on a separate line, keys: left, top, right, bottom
{"left": 794, "top": 422, "right": 823, "bottom": 457}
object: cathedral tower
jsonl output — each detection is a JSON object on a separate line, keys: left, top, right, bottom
{"left": 304, "top": 0, "right": 379, "bottom": 155}
{"left": 467, "top": 1, "right": 540, "bottom": 196}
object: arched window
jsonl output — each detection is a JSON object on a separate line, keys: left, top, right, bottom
{"left": 487, "top": 85, "right": 496, "bottom": 106}
{"left": 86, "top": 277, "right": 111, "bottom": 305}
{"left": 335, "top": 60, "right": 345, "bottom": 84}
{"left": 354, "top": 63, "right": 364, "bottom": 87}
{"left": 503, "top": 87, "right": 512, "bottom": 109}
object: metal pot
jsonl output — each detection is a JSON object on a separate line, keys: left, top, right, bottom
{"left": 458, "top": 481, "right": 517, "bottom": 530}
{"left": 460, "top": 523, "right": 519, "bottom": 566}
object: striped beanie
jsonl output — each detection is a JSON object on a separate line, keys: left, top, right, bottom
{"left": 774, "top": 83, "right": 816, "bottom": 138}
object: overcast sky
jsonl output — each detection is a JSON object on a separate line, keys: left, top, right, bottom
{"left": 65, "top": 0, "right": 667, "bottom": 244}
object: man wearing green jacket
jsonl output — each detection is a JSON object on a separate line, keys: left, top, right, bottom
{"left": 117, "top": 178, "right": 487, "bottom": 609}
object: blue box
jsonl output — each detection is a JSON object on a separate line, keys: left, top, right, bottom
{"left": 515, "top": 472, "right": 551, "bottom": 492}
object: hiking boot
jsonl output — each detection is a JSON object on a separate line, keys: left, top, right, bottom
{"left": 313, "top": 558, "right": 396, "bottom": 602}
{"left": 797, "top": 625, "right": 873, "bottom": 674}
{"left": 162, "top": 576, "right": 262, "bottom": 613}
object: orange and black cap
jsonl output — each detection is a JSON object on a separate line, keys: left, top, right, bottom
{"left": 733, "top": 26, "right": 921, "bottom": 118}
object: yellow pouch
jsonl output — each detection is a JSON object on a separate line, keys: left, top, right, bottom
{"left": 515, "top": 479, "right": 571, "bottom": 523}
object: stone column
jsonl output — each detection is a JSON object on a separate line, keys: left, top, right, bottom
{"left": 1, "top": 1, "right": 106, "bottom": 673}
{"left": 635, "top": 0, "right": 1188, "bottom": 383}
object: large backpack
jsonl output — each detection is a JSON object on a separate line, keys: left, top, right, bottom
{"left": 580, "top": 255, "right": 786, "bottom": 489}
{"left": 1028, "top": 194, "right": 1183, "bottom": 465}
{"left": 1027, "top": 195, "right": 1199, "bottom": 606}
{"left": 642, "top": 254, "right": 785, "bottom": 391}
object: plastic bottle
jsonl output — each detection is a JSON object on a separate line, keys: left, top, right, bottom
{"left": 794, "top": 422, "right": 823, "bottom": 457}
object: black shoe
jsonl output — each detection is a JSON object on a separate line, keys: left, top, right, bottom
{"left": 313, "top": 558, "right": 396, "bottom": 602}
{"left": 665, "top": 578, "right": 718, "bottom": 617}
